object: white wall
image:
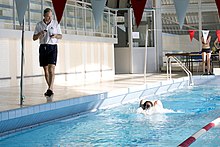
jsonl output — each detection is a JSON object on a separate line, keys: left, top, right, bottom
{"left": 162, "top": 33, "right": 200, "bottom": 53}
{"left": 162, "top": 33, "right": 200, "bottom": 68}
{"left": 0, "top": 29, "right": 116, "bottom": 87}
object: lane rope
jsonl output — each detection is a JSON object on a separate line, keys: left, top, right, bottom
{"left": 178, "top": 117, "right": 220, "bottom": 147}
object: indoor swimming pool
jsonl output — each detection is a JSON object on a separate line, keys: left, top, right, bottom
{"left": 1, "top": 84, "right": 220, "bottom": 146}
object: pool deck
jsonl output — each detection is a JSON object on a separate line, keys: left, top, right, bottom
{"left": 0, "top": 73, "right": 185, "bottom": 112}
{"left": 1, "top": 72, "right": 216, "bottom": 136}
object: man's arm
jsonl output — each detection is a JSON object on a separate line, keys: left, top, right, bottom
{"left": 33, "top": 30, "right": 45, "bottom": 41}
{"left": 51, "top": 34, "right": 62, "bottom": 39}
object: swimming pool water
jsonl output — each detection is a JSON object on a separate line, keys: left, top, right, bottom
{"left": 1, "top": 85, "right": 220, "bottom": 146}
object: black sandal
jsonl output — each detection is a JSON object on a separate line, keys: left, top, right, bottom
{"left": 44, "top": 89, "right": 54, "bottom": 97}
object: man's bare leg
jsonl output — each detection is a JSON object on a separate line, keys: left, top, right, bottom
{"left": 43, "top": 66, "right": 49, "bottom": 86}
{"left": 43, "top": 65, "right": 55, "bottom": 96}
{"left": 48, "top": 64, "right": 55, "bottom": 91}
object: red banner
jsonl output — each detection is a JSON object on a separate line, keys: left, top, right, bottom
{"left": 131, "top": 0, "right": 148, "bottom": 27}
{"left": 52, "top": 0, "right": 67, "bottom": 23}
{"left": 215, "top": 0, "right": 220, "bottom": 18}
{"left": 188, "top": 30, "right": 195, "bottom": 41}
{"left": 216, "top": 30, "right": 220, "bottom": 42}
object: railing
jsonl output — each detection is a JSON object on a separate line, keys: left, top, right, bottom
{"left": 0, "top": 0, "right": 117, "bottom": 38}
{"left": 178, "top": 117, "right": 220, "bottom": 147}
{"left": 167, "top": 56, "right": 193, "bottom": 86}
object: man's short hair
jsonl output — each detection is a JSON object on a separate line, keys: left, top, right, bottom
{"left": 44, "top": 8, "right": 52, "bottom": 15}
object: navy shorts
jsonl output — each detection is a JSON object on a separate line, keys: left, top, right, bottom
{"left": 201, "top": 48, "right": 211, "bottom": 53}
{"left": 39, "top": 44, "right": 57, "bottom": 67}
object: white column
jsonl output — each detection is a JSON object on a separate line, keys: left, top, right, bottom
{"left": 155, "top": 0, "right": 163, "bottom": 71}
{"left": 128, "top": 8, "right": 133, "bottom": 73}
{"left": 198, "top": 0, "right": 202, "bottom": 51}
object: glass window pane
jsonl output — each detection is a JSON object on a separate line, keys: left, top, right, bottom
{"left": 132, "top": 11, "right": 155, "bottom": 47}
{"left": 0, "top": 1, "right": 13, "bottom": 29}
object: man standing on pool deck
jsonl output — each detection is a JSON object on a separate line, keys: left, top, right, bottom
{"left": 33, "top": 8, "right": 62, "bottom": 97}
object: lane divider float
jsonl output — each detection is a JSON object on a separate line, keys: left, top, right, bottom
{"left": 178, "top": 117, "right": 220, "bottom": 147}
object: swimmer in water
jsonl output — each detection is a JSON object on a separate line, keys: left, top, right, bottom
{"left": 138, "top": 99, "right": 164, "bottom": 115}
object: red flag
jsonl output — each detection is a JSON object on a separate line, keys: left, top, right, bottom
{"left": 188, "top": 30, "right": 195, "bottom": 41}
{"left": 216, "top": 30, "right": 220, "bottom": 42}
{"left": 215, "top": 0, "right": 220, "bottom": 18}
{"left": 131, "top": 0, "right": 148, "bottom": 27}
{"left": 51, "top": 0, "right": 67, "bottom": 23}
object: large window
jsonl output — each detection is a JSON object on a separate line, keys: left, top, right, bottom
{"left": 0, "top": 0, "right": 117, "bottom": 38}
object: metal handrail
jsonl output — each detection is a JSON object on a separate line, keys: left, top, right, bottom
{"left": 167, "top": 56, "right": 193, "bottom": 86}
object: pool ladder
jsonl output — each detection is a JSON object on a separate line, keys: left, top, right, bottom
{"left": 167, "top": 56, "right": 194, "bottom": 86}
